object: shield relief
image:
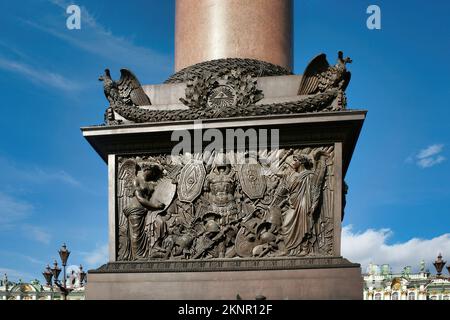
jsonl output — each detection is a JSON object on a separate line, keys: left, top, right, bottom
{"left": 177, "top": 160, "right": 207, "bottom": 203}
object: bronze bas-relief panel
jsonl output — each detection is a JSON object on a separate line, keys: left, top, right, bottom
{"left": 116, "top": 147, "right": 335, "bottom": 262}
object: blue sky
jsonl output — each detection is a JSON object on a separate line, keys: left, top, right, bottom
{"left": 0, "top": 0, "right": 449, "bottom": 281}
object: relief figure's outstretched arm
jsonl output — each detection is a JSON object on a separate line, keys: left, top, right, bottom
{"left": 135, "top": 185, "right": 165, "bottom": 210}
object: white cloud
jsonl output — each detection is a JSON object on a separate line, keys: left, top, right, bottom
{"left": 342, "top": 225, "right": 450, "bottom": 273}
{"left": 417, "top": 155, "right": 445, "bottom": 168}
{"left": 0, "top": 268, "right": 36, "bottom": 282}
{"left": 0, "top": 155, "right": 81, "bottom": 188}
{"left": 0, "top": 192, "right": 33, "bottom": 225}
{"left": 22, "top": 225, "right": 52, "bottom": 245}
{"left": 81, "top": 244, "right": 108, "bottom": 268}
{"left": 0, "top": 251, "right": 45, "bottom": 265}
{"left": 31, "top": 168, "right": 81, "bottom": 187}
{"left": 412, "top": 144, "right": 446, "bottom": 168}
{"left": 24, "top": 1, "right": 171, "bottom": 75}
{"left": 0, "top": 56, "right": 80, "bottom": 91}
{"left": 0, "top": 40, "right": 29, "bottom": 60}
{"left": 417, "top": 144, "right": 444, "bottom": 159}
{"left": 16, "top": 254, "right": 45, "bottom": 265}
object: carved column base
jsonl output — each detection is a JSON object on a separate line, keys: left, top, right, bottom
{"left": 83, "top": 111, "right": 365, "bottom": 299}
{"left": 86, "top": 257, "right": 362, "bottom": 300}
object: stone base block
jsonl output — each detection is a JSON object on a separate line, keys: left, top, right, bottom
{"left": 86, "top": 259, "right": 362, "bottom": 300}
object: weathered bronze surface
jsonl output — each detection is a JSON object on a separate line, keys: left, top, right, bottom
{"left": 99, "top": 69, "right": 151, "bottom": 125}
{"left": 165, "top": 58, "right": 291, "bottom": 84}
{"left": 298, "top": 52, "right": 352, "bottom": 96}
{"left": 102, "top": 52, "right": 351, "bottom": 125}
{"left": 110, "top": 89, "right": 341, "bottom": 124}
{"left": 116, "top": 147, "right": 335, "bottom": 261}
{"left": 99, "top": 69, "right": 151, "bottom": 107}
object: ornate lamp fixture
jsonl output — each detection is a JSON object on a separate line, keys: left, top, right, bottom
{"left": 51, "top": 260, "right": 61, "bottom": 280}
{"left": 433, "top": 253, "right": 446, "bottom": 276}
{"left": 43, "top": 243, "right": 86, "bottom": 300}
{"left": 42, "top": 264, "right": 53, "bottom": 286}
{"left": 58, "top": 243, "right": 70, "bottom": 266}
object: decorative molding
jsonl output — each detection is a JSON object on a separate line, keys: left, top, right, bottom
{"left": 90, "top": 256, "right": 358, "bottom": 273}
{"left": 111, "top": 89, "right": 340, "bottom": 124}
{"left": 165, "top": 58, "right": 291, "bottom": 84}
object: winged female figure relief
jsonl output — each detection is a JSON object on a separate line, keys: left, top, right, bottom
{"left": 276, "top": 151, "right": 329, "bottom": 256}
{"left": 117, "top": 158, "right": 176, "bottom": 261}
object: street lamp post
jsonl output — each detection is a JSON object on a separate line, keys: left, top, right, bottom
{"left": 42, "top": 243, "right": 86, "bottom": 300}
{"left": 58, "top": 243, "right": 70, "bottom": 299}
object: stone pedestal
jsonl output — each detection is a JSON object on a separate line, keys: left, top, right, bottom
{"left": 82, "top": 109, "right": 365, "bottom": 300}
{"left": 86, "top": 257, "right": 362, "bottom": 300}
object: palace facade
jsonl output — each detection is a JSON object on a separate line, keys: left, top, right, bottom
{"left": 364, "top": 254, "right": 450, "bottom": 300}
{"left": 0, "top": 272, "right": 85, "bottom": 300}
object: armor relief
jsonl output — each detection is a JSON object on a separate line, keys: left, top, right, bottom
{"left": 113, "top": 146, "right": 340, "bottom": 262}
